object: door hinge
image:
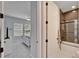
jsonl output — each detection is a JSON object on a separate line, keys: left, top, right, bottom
{"left": 46, "top": 2, "right": 48, "bottom": 6}
{"left": 0, "top": 13, "right": 4, "bottom": 18}
{"left": 46, "top": 39, "right": 48, "bottom": 42}
{"left": 0, "top": 48, "right": 3, "bottom": 53}
{"left": 46, "top": 21, "right": 48, "bottom": 24}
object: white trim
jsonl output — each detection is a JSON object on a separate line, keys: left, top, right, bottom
{"left": 30, "top": 1, "right": 38, "bottom": 58}
{"left": 36, "top": 1, "right": 42, "bottom": 58}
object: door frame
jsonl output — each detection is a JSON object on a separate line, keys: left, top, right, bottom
{"left": 31, "top": 1, "right": 43, "bottom": 58}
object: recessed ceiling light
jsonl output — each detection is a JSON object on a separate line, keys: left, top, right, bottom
{"left": 72, "top": 6, "right": 76, "bottom": 9}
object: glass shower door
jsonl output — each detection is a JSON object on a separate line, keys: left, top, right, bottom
{"left": 65, "top": 21, "right": 74, "bottom": 43}
{"left": 65, "top": 20, "right": 78, "bottom": 43}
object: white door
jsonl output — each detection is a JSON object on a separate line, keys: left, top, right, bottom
{"left": 42, "top": 2, "right": 60, "bottom": 58}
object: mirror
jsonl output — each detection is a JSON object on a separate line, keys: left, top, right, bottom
{"left": 4, "top": 1, "right": 31, "bottom": 58}
{"left": 55, "top": 1, "right": 79, "bottom": 44}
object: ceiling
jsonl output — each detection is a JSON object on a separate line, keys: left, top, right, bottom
{"left": 4, "top": 1, "right": 31, "bottom": 19}
{"left": 54, "top": 1, "right": 79, "bottom": 12}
